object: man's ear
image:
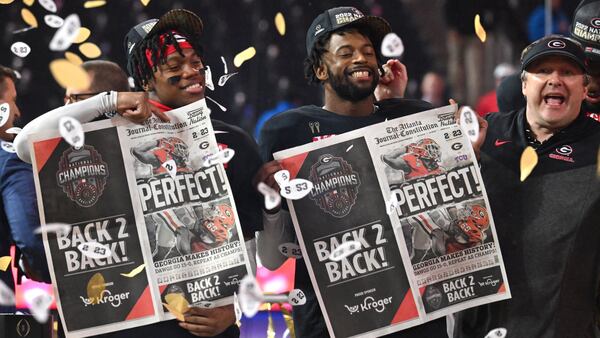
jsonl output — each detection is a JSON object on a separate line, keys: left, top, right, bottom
{"left": 315, "top": 62, "right": 328, "bottom": 82}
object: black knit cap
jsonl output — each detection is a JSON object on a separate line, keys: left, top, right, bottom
{"left": 305, "top": 6, "right": 391, "bottom": 55}
{"left": 520, "top": 35, "right": 587, "bottom": 72}
{"left": 123, "top": 9, "right": 203, "bottom": 76}
{"left": 571, "top": 0, "right": 600, "bottom": 61}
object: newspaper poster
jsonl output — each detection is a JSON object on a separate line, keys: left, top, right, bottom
{"left": 273, "top": 105, "right": 510, "bottom": 338}
{"left": 30, "top": 99, "right": 251, "bottom": 337}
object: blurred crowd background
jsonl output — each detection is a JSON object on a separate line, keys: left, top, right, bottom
{"left": 0, "top": 0, "right": 582, "bottom": 137}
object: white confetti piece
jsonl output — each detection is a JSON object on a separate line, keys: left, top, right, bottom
{"left": 6, "top": 127, "right": 22, "bottom": 134}
{"left": 0, "top": 103, "right": 10, "bottom": 127}
{"left": 485, "top": 328, "right": 507, "bottom": 338}
{"left": 162, "top": 159, "right": 177, "bottom": 179}
{"left": 273, "top": 169, "right": 290, "bottom": 186}
{"left": 280, "top": 178, "right": 313, "bottom": 200}
{"left": 385, "top": 193, "right": 400, "bottom": 215}
{"left": 49, "top": 14, "right": 81, "bottom": 51}
{"left": 238, "top": 275, "right": 262, "bottom": 318}
{"left": 1, "top": 141, "right": 16, "bottom": 153}
{"left": 204, "top": 65, "right": 214, "bottom": 91}
{"left": 77, "top": 241, "right": 111, "bottom": 259}
{"left": 44, "top": 14, "right": 64, "bottom": 28}
{"left": 233, "top": 292, "right": 242, "bottom": 322}
{"left": 218, "top": 72, "right": 238, "bottom": 87}
{"left": 287, "top": 289, "right": 306, "bottom": 306}
{"left": 206, "top": 96, "right": 227, "bottom": 112}
{"left": 0, "top": 280, "right": 15, "bottom": 306}
{"left": 221, "top": 56, "right": 228, "bottom": 74}
{"left": 346, "top": 144, "right": 354, "bottom": 152}
{"left": 10, "top": 41, "right": 31, "bottom": 58}
{"left": 59, "top": 116, "right": 84, "bottom": 149}
{"left": 329, "top": 241, "right": 362, "bottom": 261}
{"left": 381, "top": 32, "right": 404, "bottom": 58}
{"left": 39, "top": 0, "right": 57, "bottom": 12}
{"left": 203, "top": 148, "right": 235, "bottom": 167}
{"left": 198, "top": 301, "right": 213, "bottom": 308}
{"left": 278, "top": 242, "right": 302, "bottom": 259}
{"left": 25, "top": 289, "right": 53, "bottom": 323}
{"left": 459, "top": 106, "right": 479, "bottom": 143}
{"left": 34, "top": 222, "right": 71, "bottom": 236}
{"left": 257, "top": 182, "right": 281, "bottom": 211}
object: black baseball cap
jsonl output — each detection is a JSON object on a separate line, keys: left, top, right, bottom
{"left": 571, "top": 0, "right": 600, "bottom": 61}
{"left": 123, "top": 9, "right": 203, "bottom": 75}
{"left": 520, "top": 35, "right": 587, "bottom": 72}
{"left": 305, "top": 6, "right": 391, "bottom": 55}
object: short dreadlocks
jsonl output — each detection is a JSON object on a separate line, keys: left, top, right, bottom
{"left": 129, "top": 29, "right": 204, "bottom": 90}
{"left": 303, "top": 26, "right": 385, "bottom": 85}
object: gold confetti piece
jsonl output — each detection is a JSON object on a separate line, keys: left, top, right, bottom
{"left": 0, "top": 0, "right": 15, "bottom": 4}
{"left": 23, "top": 0, "right": 34, "bottom": 6}
{"left": 84, "top": 0, "right": 105, "bottom": 8}
{"left": 79, "top": 42, "right": 101, "bottom": 58}
{"left": 73, "top": 27, "right": 91, "bottom": 44}
{"left": 120, "top": 264, "right": 145, "bottom": 278}
{"left": 0, "top": 256, "right": 12, "bottom": 271}
{"left": 64, "top": 51, "right": 83, "bottom": 65}
{"left": 49, "top": 59, "right": 90, "bottom": 90}
{"left": 163, "top": 293, "right": 189, "bottom": 320}
{"left": 233, "top": 47, "right": 256, "bottom": 68}
{"left": 86, "top": 273, "right": 105, "bottom": 304}
{"left": 520, "top": 146, "right": 538, "bottom": 182}
{"left": 140, "top": 0, "right": 150, "bottom": 6}
{"left": 281, "top": 306, "right": 296, "bottom": 338}
{"left": 474, "top": 14, "right": 486, "bottom": 43}
{"left": 274, "top": 12, "right": 285, "bottom": 36}
{"left": 21, "top": 8, "right": 38, "bottom": 28}
{"left": 267, "top": 304, "right": 275, "bottom": 338}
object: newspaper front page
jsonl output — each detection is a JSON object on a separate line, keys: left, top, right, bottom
{"left": 30, "top": 99, "right": 251, "bottom": 337}
{"left": 273, "top": 105, "right": 510, "bottom": 338}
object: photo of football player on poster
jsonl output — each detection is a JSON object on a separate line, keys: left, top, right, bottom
{"left": 131, "top": 136, "right": 192, "bottom": 177}
{"left": 381, "top": 137, "right": 444, "bottom": 182}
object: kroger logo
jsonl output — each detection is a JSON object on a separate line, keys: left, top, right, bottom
{"left": 80, "top": 289, "right": 130, "bottom": 308}
{"left": 344, "top": 296, "right": 392, "bottom": 315}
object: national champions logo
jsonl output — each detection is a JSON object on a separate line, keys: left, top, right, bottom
{"left": 308, "top": 154, "right": 361, "bottom": 218}
{"left": 56, "top": 145, "right": 109, "bottom": 207}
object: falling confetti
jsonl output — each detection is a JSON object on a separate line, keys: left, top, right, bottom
{"left": 10, "top": 41, "right": 31, "bottom": 58}
{"left": 79, "top": 42, "right": 101, "bottom": 58}
{"left": 278, "top": 242, "right": 302, "bottom": 259}
{"left": 385, "top": 193, "right": 400, "bottom": 215}
{"left": 162, "top": 159, "right": 177, "bottom": 179}
{"left": 267, "top": 304, "right": 276, "bottom": 338}
{"left": 38, "top": 0, "right": 56, "bottom": 12}
{"left": 381, "top": 32, "right": 404, "bottom": 57}
{"left": 86, "top": 273, "right": 105, "bottom": 304}
{"left": 78, "top": 241, "right": 111, "bottom": 259}
{"left": 59, "top": 116, "right": 85, "bottom": 149}
{"left": 346, "top": 144, "right": 354, "bottom": 152}
{"left": 257, "top": 182, "right": 281, "bottom": 210}
{"left": 6, "top": 127, "right": 22, "bottom": 134}
{"left": 233, "top": 292, "right": 242, "bottom": 324}
{"left": 233, "top": 47, "right": 256, "bottom": 68}
{"left": 274, "top": 12, "right": 286, "bottom": 36}
{"left": 163, "top": 293, "right": 189, "bottom": 321}
{"left": 25, "top": 289, "right": 53, "bottom": 323}
{"left": 0, "top": 103, "right": 10, "bottom": 128}
{"left": 485, "top": 328, "right": 507, "bottom": 338}
{"left": 474, "top": 14, "right": 486, "bottom": 43}
{"left": 73, "top": 27, "right": 91, "bottom": 43}
{"left": 203, "top": 148, "right": 235, "bottom": 167}
{"left": 238, "top": 275, "right": 264, "bottom": 318}
{"left": 520, "top": 146, "right": 538, "bottom": 182}
{"left": 44, "top": 14, "right": 64, "bottom": 28}
{"left": 23, "top": 0, "right": 34, "bottom": 6}
{"left": 0, "top": 0, "right": 15, "bottom": 4}
{"left": 84, "top": 0, "right": 105, "bottom": 8}
{"left": 204, "top": 65, "right": 214, "bottom": 90}
{"left": 221, "top": 56, "right": 228, "bottom": 74}
{"left": 0, "top": 280, "right": 15, "bottom": 306}
{"left": 21, "top": 8, "right": 38, "bottom": 28}
{"left": 206, "top": 96, "right": 227, "bottom": 112}
{"left": 121, "top": 264, "right": 145, "bottom": 278}
{"left": 280, "top": 178, "right": 313, "bottom": 200}
{"left": 1, "top": 141, "right": 16, "bottom": 153}
{"left": 287, "top": 289, "right": 306, "bottom": 306}
{"left": 49, "top": 14, "right": 81, "bottom": 51}
{"left": 65, "top": 51, "right": 83, "bottom": 65}
{"left": 0, "top": 256, "right": 12, "bottom": 271}
{"left": 49, "top": 59, "right": 90, "bottom": 89}
{"left": 329, "top": 241, "right": 362, "bottom": 261}
{"left": 273, "top": 169, "right": 290, "bottom": 186}
{"left": 34, "top": 222, "right": 71, "bottom": 236}
{"left": 218, "top": 72, "right": 238, "bottom": 87}
{"left": 140, "top": 0, "right": 150, "bottom": 6}
{"left": 459, "top": 106, "right": 479, "bottom": 143}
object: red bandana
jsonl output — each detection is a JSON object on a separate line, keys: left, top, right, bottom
{"left": 145, "top": 31, "right": 193, "bottom": 68}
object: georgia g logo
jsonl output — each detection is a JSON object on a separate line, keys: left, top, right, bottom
{"left": 547, "top": 40, "right": 566, "bottom": 49}
{"left": 592, "top": 18, "right": 600, "bottom": 28}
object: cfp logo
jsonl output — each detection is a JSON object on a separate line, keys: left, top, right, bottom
{"left": 547, "top": 40, "right": 566, "bottom": 49}
{"left": 16, "top": 318, "right": 31, "bottom": 337}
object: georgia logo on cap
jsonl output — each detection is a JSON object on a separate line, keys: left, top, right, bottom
{"left": 548, "top": 40, "right": 566, "bottom": 49}
{"left": 591, "top": 18, "right": 600, "bottom": 28}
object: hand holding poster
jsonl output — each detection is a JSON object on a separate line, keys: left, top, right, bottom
{"left": 274, "top": 105, "right": 510, "bottom": 338}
